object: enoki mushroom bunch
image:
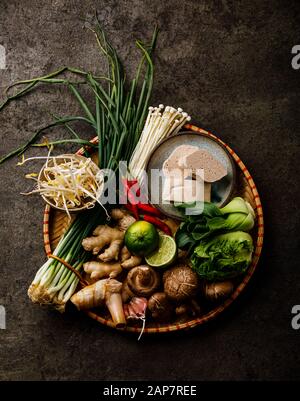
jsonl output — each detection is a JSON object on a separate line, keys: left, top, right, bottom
{"left": 23, "top": 155, "right": 104, "bottom": 217}
{"left": 128, "top": 105, "right": 191, "bottom": 183}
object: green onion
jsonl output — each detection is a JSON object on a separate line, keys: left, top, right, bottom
{"left": 28, "top": 206, "right": 104, "bottom": 311}
{"left": 0, "top": 116, "right": 94, "bottom": 165}
{"left": 0, "top": 22, "right": 158, "bottom": 310}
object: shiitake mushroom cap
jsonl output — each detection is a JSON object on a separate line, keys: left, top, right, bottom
{"left": 203, "top": 280, "right": 234, "bottom": 302}
{"left": 163, "top": 265, "right": 199, "bottom": 302}
{"left": 127, "top": 265, "right": 160, "bottom": 298}
{"left": 148, "top": 292, "right": 173, "bottom": 321}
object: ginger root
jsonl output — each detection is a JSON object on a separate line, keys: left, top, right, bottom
{"left": 82, "top": 225, "right": 124, "bottom": 262}
{"left": 120, "top": 245, "right": 131, "bottom": 261}
{"left": 83, "top": 261, "right": 122, "bottom": 280}
{"left": 82, "top": 209, "right": 136, "bottom": 262}
{"left": 71, "top": 279, "right": 126, "bottom": 328}
{"left": 120, "top": 246, "right": 142, "bottom": 270}
{"left": 111, "top": 208, "right": 136, "bottom": 232}
{"left": 121, "top": 256, "right": 143, "bottom": 270}
{"left": 71, "top": 279, "right": 107, "bottom": 310}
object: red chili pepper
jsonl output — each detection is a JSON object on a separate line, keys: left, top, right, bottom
{"left": 127, "top": 197, "right": 139, "bottom": 220}
{"left": 122, "top": 179, "right": 163, "bottom": 221}
{"left": 136, "top": 202, "right": 163, "bottom": 217}
{"left": 124, "top": 178, "right": 138, "bottom": 187}
{"left": 122, "top": 178, "right": 139, "bottom": 192}
{"left": 119, "top": 178, "right": 129, "bottom": 205}
{"left": 122, "top": 178, "right": 140, "bottom": 204}
{"left": 142, "top": 214, "right": 172, "bottom": 236}
{"left": 121, "top": 178, "right": 139, "bottom": 219}
{"left": 124, "top": 203, "right": 135, "bottom": 214}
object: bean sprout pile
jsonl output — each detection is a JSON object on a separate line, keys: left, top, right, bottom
{"left": 24, "top": 155, "right": 104, "bottom": 217}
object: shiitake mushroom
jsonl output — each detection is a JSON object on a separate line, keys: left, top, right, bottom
{"left": 122, "top": 265, "right": 235, "bottom": 324}
{"left": 148, "top": 292, "right": 173, "bottom": 321}
{"left": 123, "top": 265, "right": 160, "bottom": 299}
{"left": 175, "top": 299, "right": 202, "bottom": 323}
{"left": 203, "top": 280, "right": 234, "bottom": 302}
{"left": 163, "top": 265, "right": 199, "bottom": 302}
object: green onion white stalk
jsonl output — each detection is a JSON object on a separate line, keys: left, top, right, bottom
{"left": 28, "top": 207, "right": 103, "bottom": 311}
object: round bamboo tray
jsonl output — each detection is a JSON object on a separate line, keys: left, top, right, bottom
{"left": 43, "top": 124, "right": 264, "bottom": 334}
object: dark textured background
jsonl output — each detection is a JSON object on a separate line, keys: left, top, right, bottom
{"left": 0, "top": 0, "right": 299, "bottom": 381}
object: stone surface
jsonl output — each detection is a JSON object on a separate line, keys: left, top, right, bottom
{"left": 0, "top": 0, "right": 299, "bottom": 381}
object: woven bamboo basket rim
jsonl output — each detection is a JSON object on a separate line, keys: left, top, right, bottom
{"left": 43, "top": 124, "right": 264, "bottom": 334}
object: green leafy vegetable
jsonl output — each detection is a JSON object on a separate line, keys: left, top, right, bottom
{"left": 220, "top": 197, "right": 255, "bottom": 216}
{"left": 175, "top": 197, "right": 256, "bottom": 280}
{"left": 176, "top": 197, "right": 255, "bottom": 249}
{"left": 191, "top": 231, "right": 254, "bottom": 280}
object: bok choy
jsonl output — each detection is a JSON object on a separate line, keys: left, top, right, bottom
{"left": 176, "top": 197, "right": 255, "bottom": 249}
{"left": 175, "top": 197, "right": 255, "bottom": 280}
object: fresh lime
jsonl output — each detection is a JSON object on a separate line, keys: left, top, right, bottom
{"left": 145, "top": 234, "right": 177, "bottom": 268}
{"left": 124, "top": 221, "right": 159, "bottom": 256}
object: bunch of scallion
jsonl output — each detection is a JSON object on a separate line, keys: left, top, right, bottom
{"left": 0, "top": 20, "right": 158, "bottom": 311}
